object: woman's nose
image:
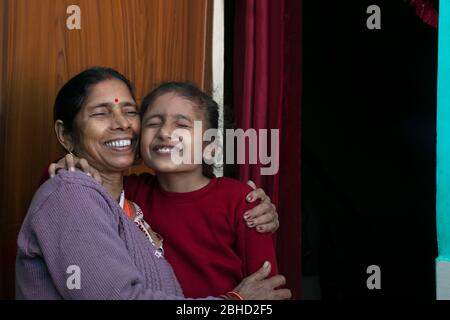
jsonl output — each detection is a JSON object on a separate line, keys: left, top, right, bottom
{"left": 112, "top": 112, "right": 131, "bottom": 130}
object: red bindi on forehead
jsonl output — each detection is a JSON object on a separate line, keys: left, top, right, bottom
{"left": 114, "top": 98, "right": 119, "bottom": 103}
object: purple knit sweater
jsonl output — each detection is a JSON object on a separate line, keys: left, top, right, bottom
{"left": 16, "top": 170, "right": 187, "bottom": 300}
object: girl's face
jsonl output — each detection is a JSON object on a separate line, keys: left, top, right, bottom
{"left": 140, "top": 92, "right": 205, "bottom": 174}
{"left": 73, "top": 79, "right": 140, "bottom": 173}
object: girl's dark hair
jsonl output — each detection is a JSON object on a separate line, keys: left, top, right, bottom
{"left": 141, "top": 82, "right": 219, "bottom": 177}
{"left": 53, "top": 67, "right": 135, "bottom": 135}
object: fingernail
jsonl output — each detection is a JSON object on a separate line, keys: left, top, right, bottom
{"left": 247, "top": 220, "right": 255, "bottom": 227}
{"left": 257, "top": 226, "right": 263, "bottom": 232}
{"left": 86, "top": 172, "right": 92, "bottom": 177}
{"left": 247, "top": 195, "right": 253, "bottom": 202}
{"left": 263, "top": 261, "right": 270, "bottom": 269}
{"left": 243, "top": 212, "right": 250, "bottom": 220}
{"left": 70, "top": 167, "right": 75, "bottom": 172}
{"left": 50, "top": 174, "right": 55, "bottom": 178}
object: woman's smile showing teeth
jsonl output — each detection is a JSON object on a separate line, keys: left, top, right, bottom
{"left": 104, "top": 139, "right": 133, "bottom": 151}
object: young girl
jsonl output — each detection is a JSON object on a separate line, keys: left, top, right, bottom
{"left": 136, "top": 82, "right": 279, "bottom": 298}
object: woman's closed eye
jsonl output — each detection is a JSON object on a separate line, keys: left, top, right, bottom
{"left": 123, "top": 106, "right": 139, "bottom": 116}
{"left": 91, "top": 107, "right": 109, "bottom": 117}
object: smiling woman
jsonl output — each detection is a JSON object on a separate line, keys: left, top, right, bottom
{"left": 52, "top": 68, "right": 141, "bottom": 201}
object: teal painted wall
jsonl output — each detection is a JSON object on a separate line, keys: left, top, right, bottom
{"left": 437, "top": 0, "right": 450, "bottom": 261}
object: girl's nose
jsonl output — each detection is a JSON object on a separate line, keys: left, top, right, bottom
{"left": 159, "top": 123, "right": 173, "bottom": 140}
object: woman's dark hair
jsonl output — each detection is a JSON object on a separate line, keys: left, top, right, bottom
{"left": 141, "top": 82, "right": 220, "bottom": 177}
{"left": 53, "top": 67, "right": 135, "bottom": 135}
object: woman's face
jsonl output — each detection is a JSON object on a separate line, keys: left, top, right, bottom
{"left": 140, "top": 92, "right": 205, "bottom": 174}
{"left": 72, "top": 78, "right": 140, "bottom": 173}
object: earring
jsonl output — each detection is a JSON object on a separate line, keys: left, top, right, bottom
{"left": 64, "top": 145, "right": 74, "bottom": 156}
{"left": 203, "top": 144, "right": 218, "bottom": 166}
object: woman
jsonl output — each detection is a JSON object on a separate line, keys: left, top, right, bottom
{"left": 16, "top": 67, "right": 290, "bottom": 300}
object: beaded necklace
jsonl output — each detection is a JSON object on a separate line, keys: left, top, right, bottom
{"left": 119, "top": 190, "right": 164, "bottom": 258}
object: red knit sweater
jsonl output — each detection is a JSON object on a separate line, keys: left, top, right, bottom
{"left": 124, "top": 174, "right": 278, "bottom": 298}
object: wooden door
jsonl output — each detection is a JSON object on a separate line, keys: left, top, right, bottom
{"left": 0, "top": 0, "right": 212, "bottom": 299}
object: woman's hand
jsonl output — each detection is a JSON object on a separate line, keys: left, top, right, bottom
{"left": 232, "top": 262, "right": 291, "bottom": 300}
{"left": 244, "top": 181, "right": 280, "bottom": 234}
{"left": 49, "top": 154, "right": 102, "bottom": 184}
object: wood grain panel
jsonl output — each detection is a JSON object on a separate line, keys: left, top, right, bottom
{"left": 0, "top": 0, "right": 212, "bottom": 299}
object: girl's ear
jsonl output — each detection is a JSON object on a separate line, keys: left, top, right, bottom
{"left": 203, "top": 138, "right": 223, "bottom": 166}
{"left": 54, "top": 120, "right": 74, "bottom": 154}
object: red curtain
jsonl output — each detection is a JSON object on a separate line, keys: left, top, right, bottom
{"left": 233, "top": 0, "right": 302, "bottom": 299}
{"left": 410, "top": 0, "right": 438, "bottom": 28}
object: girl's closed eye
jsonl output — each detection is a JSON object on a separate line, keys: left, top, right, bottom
{"left": 175, "top": 115, "right": 193, "bottom": 129}
{"left": 145, "top": 120, "right": 162, "bottom": 127}
{"left": 177, "top": 121, "right": 191, "bottom": 128}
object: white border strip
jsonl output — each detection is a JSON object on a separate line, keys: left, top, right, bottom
{"left": 212, "top": 0, "right": 225, "bottom": 177}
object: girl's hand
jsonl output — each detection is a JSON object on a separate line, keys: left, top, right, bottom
{"left": 49, "top": 154, "right": 102, "bottom": 184}
{"left": 244, "top": 181, "right": 280, "bottom": 234}
{"left": 232, "top": 261, "right": 291, "bottom": 300}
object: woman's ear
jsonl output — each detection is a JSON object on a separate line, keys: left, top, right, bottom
{"left": 54, "top": 120, "right": 74, "bottom": 154}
